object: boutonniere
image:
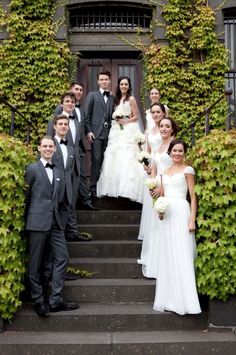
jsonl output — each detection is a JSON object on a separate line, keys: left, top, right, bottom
{"left": 56, "top": 178, "right": 60, "bottom": 181}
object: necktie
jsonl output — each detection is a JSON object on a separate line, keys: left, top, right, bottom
{"left": 103, "top": 91, "right": 110, "bottom": 97}
{"left": 60, "top": 139, "right": 68, "bottom": 145}
{"left": 45, "top": 162, "right": 55, "bottom": 169}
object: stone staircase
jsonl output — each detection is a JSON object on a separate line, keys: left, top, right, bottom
{"left": 0, "top": 197, "right": 235, "bottom": 354}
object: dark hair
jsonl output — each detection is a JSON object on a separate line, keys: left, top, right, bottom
{"left": 60, "top": 92, "right": 76, "bottom": 104}
{"left": 38, "top": 135, "right": 55, "bottom": 146}
{"left": 115, "top": 76, "right": 132, "bottom": 106}
{"left": 53, "top": 114, "right": 69, "bottom": 126}
{"left": 97, "top": 70, "right": 111, "bottom": 80}
{"left": 150, "top": 87, "right": 161, "bottom": 96}
{"left": 167, "top": 138, "right": 188, "bottom": 155}
{"left": 158, "top": 116, "right": 179, "bottom": 137}
{"left": 150, "top": 102, "right": 166, "bottom": 114}
{"left": 69, "top": 82, "right": 84, "bottom": 89}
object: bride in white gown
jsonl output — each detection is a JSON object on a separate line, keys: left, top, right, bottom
{"left": 138, "top": 117, "right": 179, "bottom": 277}
{"left": 153, "top": 138, "right": 201, "bottom": 315}
{"left": 97, "top": 76, "right": 144, "bottom": 203}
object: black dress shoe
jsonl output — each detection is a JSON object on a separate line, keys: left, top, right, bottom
{"left": 82, "top": 201, "right": 100, "bottom": 210}
{"left": 50, "top": 301, "right": 79, "bottom": 312}
{"left": 65, "top": 272, "right": 79, "bottom": 281}
{"left": 66, "top": 233, "right": 92, "bottom": 242}
{"left": 34, "top": 302, "right": 50, "bottom": 317}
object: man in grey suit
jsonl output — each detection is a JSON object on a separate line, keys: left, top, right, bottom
{"left": 54, "top": 83, "right": 97, "bottom": 211}
{"left": 85, "top": 70, "right": 114, "bottom": 197}
{"left": 25, "top": 136, "right": 79, "bottom": 316}
{"left": 47, "top": 92, "right": 91, "bottom": 242}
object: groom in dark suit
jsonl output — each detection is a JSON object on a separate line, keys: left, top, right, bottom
{"left": 85, "top": 70, "right": 114, "bottom": 197}
{"left": 25, "top": 136, "right": 79, "bottom": 316}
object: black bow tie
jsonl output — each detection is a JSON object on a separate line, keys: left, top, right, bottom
{"left": 75, "top": 103, "right": 80, "bottom": 108}
{"left": 69, "top": 114, "right": 75, "bottom": 119}
{"left": 45, "top": 162, "right": 55, "bottom": 169}
{"left": 103, "top": 91, "right": 110, "bottom": 97}
{"left": 60, "top": 139, "right": 68, "bottom": 145}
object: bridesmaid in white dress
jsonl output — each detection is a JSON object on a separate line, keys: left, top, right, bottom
{"left": 138, "top": 117, "right": 179, "bottom": 278}
{"left": 145, "top": 88, "right": 169, "bottom": 130}
{"left": 97, "top": 76, "right": 144, "bottom": 203}
{"left": 138, "top": 103, "right": 165, "bottom": 241}
{"left": 153, "top": 138, "right": 201, "bottom": 315}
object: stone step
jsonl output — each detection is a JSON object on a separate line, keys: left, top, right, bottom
{"left": 79, "top": 224, "right": 139, "bottom": 240}
{"left": 63, "top": 278, "right": 155, "bottom": 303}
{"left": 77, "top": 210, "right": 141, "bottom": 225}
{"left": 67, "top": 240, "right": 141, "bottom": 258}
{"left": 6, "top": 304, "right": 208, "bottom": 332}
{"left": 69, "top": 257, "right": 142, "bottom": 279}
{"left": 1, "top": 330, "right": 235, "bottom": 355}
{"left": 78, "top": 196, "right": 142, "bottom": 211}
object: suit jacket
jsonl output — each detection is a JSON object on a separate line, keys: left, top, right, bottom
{"left": 47, "top": 113, "right": 81, "bottom": 176}
{"left": 25, "top": 160, "right": 63, "bottom": 231}
{"left": 54, "top": 104, "right": 87, "bottom": 152}
{"left": 84, "top": 91, "right": 114, "bottom": 138}
{"left": 51, "top": 140, "right": 74, "bottom": 206}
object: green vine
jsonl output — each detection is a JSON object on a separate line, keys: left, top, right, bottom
{"left": 67, "top": 266, "right": 97, "bottom": 278}
{"left": 0, "top": 0, "right": 72, "bottom": 146}
{"left": 128, "top": 0, "right": 229, "bottom": 146}
{"left": 0, "top": 133, "right": 34, "bottom": 320}
{"left": 190, "top": 129, "right": 236, "bottom": 301}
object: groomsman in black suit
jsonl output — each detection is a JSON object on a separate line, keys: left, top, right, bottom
{"left": 47, "top": 92, "right": 91, "bottom": 242}
{"left": 54, "top": 83, "right": 97, "bottom": 211}
{"left": 25, "top": 136, "right": 79, "bottom": 317}
{"left": 85, "top": 70, "right": 114, "bottom": 197}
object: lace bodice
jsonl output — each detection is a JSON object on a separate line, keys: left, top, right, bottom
{"left": 162, "top": 166, "right": 195, "bottom": 199}
{"left": 153, "top": 151, "right": 172, "bottom": 175}
{"left": 147, "top": 131, "right": 162, "bottom": 153}
{"left": 116, "top": 100, "right": 131, "bottom": 116}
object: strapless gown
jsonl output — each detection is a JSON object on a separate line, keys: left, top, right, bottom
{"left": 153, "top": 166, "right": 201, "bottom": 315}
{"left": 97, "top": 101, "right": 144, "bottom": 203}
{"left": 137, "top": 150, "right": 172, "bottom": 277}
{"left": 138, "top": 131, "right": 162, "bottom": 240}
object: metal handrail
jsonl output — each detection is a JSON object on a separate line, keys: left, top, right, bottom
{"left": 190, "top": 88, "right": 233, "bottom": 146}
{"left": 0, "top": 96, "right": 37, "bottom": 143}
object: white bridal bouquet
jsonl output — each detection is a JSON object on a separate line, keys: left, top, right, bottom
{"left": 134, "top": 132, "right": 146, "bottom": 146}
{"left": 137, "top": 151, "right": 150, "bottom": 166}
{"left": 112, "top": 108, "right": 128, "bottom": 130}
{"left": 144, "top": 177, "right": 157, "bottom": 190}
{"left": 154, "top": 197, "right": 169, "bottom": 220}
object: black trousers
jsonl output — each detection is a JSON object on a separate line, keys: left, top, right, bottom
{"left": 28, "top": 218, "right": 69, "bottom": 306}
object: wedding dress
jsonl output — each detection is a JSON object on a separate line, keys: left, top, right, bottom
{"left": 97, "top": 100, "right": 144, "bottom": 203}
{"left": 137, "top": 130, "right": 162, "bottom": 240}
{"left": 137, "top": 150, "right": 172, "bottom": 277}
{"left": 153, "top": 166, "right": 201, "bottom": 315}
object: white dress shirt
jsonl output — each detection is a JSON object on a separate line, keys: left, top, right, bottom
{"left": 55, "top": 135, "right": 68, "bottom": 169}
{"left": 40, "top": 157, "right": 53, "bottom": 184}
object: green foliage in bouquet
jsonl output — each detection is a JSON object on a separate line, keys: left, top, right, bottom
{"left": 133, "top": 0, "right": 229, "bottom": 145}
{"left": 190, "top": 130, "right": 236, "bottom": 301}
{"left": 0, "top": 133, "right": 34, "bottom": 320}
{"left": 0, "top": 0, "right": 72, "bottom": 146}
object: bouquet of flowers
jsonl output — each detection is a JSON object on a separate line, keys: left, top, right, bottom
{"left": 112, "top": 108, "right": 128, "bottom": 130}
{"left": 134, "top": 132, "right": 146, "bottom": 150}
{"left": 154, "top": 197, "right": 169, "bottom": 220}
{"left": 137, "top": 151, "right": 150, "bottom": 166}
{"left": 144, "top": 177, "right": 157, "bottom": 190}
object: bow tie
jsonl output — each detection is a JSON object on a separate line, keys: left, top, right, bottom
{"left": 45, "top": 162, "right": 55, "bottom": 169}
{"left": 69, "top": 114, "right": 75, "bottom": 119}
{"left": 75, "top": 103, "right": 80, "bottom": 108}
{"left": 60, "top": 139, "right": 68, "bottom": 145}
{"left": 103, "top": 91, "right": 110, "bottom": 97}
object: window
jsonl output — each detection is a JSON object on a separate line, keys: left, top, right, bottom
{"left": 69, "top": 3, "right": 152, "bottom": 30}
{"left": 224, "top": 9, "right": 236, "bottom": 126}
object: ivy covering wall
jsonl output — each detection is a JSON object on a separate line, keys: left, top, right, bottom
{"left": 0, "top": 0, "right": 71, "bottom": 144}
{"left": 136, "top": 0, "right": 229, "bottom": 145}
{"left": 0, "top": 134, "right": 33, "bottom": 320}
